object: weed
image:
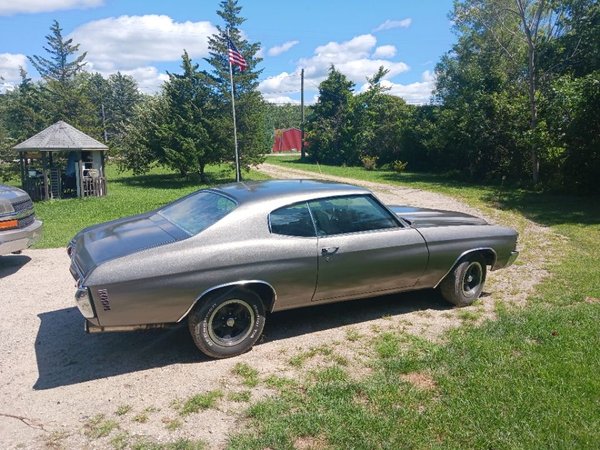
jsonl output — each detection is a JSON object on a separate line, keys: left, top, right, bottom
{"left": 180, "top": 390, "right": 223, "bottom": 416}
{"left": 345, "top": 328, "right": 361, "bottom": 342}
{"left": 84, "top": 414, "right": 118, "bottom": 439}
{"left": 228, "top": 391, "right": 252, "bottom": 402}
{"left": 110, "top": 431, "right": 130, "bottom": 450}
{"left": 115, "top": 404, "right": 132, "bottom": 416}
{"left": 232, "top": 362, "right": 259, "bottom": 387}
{"left": 162, "top": 417, "right": 183, "bottom": 431}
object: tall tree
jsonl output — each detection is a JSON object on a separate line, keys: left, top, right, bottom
{"left": 305, "top": 66, "right": 356, "bottom": 165}
{"left": 205, "top": 0, "right": 268, "bottom": 179}
{"left": 27, "top": 21, "right": 96, "bottom": 134}
{"left": 28, "top": 20, "right": 87, "bottom": 83}
{"left": 157, "top": 51, "right": 219, "bottom": 181}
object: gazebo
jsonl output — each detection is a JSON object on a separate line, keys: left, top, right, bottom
{"left": 13, "top": 121, "right": 108, "bottom": 200}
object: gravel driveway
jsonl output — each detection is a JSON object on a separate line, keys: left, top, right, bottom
{"left": 0, "top": 165, "right": 554, "bottom": 449}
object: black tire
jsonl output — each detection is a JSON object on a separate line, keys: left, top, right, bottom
{"left": 188, "top": 288, "right": 265, "bottom": 359}
{"left": 439, "top": 255, "right": 487, "bottom": 307}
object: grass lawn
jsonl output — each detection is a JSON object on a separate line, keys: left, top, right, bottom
{"left": 29, "top": 164, "right": 269, "bottom": 248}
{"left": 228, "top": 157, "right": 600, "bottom": 449}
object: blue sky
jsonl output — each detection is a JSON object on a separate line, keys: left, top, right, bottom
{"left": 0, "top": 0, "right": 456, "bottom": 104}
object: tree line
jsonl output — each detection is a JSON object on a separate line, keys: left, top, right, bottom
{"left": 1, "top": 0, "right": 598, "bottom": 193}
{"left": 305, "top": 0, "right": 599, "bottom": 193}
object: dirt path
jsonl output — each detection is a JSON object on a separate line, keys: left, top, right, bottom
{"left": 0, "top": 167, "right": 556, "bottom": 449}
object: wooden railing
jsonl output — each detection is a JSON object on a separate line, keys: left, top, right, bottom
{"left": 82, "top": 176, "right": 107, "bottom": 197}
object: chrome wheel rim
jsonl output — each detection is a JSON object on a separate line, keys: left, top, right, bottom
{"left": 207, "top": 299, "right": 255, "bottom": 347}
{"left": 462, "top": 262, "right": 483, "bottom": 296}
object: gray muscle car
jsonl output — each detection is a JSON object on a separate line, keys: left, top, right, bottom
{"left": 0, "top": 184, "right": 42, "bottom": 255}
{"left": 68, "top": 179, "right": 518, "bottom": 358}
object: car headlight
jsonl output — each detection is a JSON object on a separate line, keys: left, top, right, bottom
{"left": 0, "top": 201, "right": 15, "bottom": 216}
{"left": 75, "top": 287, "right": 96, "bottom": 319}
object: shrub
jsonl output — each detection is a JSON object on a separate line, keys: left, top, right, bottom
{"left": 361, "top": 155, "right": 378, "bottom": 171}
{"left": 392, "top": 160, "right": 408, "bottom": 174}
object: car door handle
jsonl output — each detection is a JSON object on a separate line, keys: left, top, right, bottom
{"left": 321, "top": 247, "right": 339, "bottom": 256}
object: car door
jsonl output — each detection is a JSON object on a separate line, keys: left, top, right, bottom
{"left": 267, "top": 202, "right": 319, "bottom": 310}
{"left": 308, "top": 195, "right": 428, "bottom": 302}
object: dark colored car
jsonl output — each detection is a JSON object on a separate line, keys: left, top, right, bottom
{"left": 0, "top": 184, "right": 42, "bottom": 255}
{"left": 68, "top": 180, "right": 518, "bottom": 358}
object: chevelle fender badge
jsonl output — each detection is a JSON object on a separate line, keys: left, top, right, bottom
{"left": 98, "top": 288, "right": 111, "bottom": 311}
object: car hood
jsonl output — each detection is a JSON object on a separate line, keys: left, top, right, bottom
{"left": 388, "top": 205, "right": 487, "bottom": 228}
{"left": 71, "top": 212, "right": 188, "bottom": 279}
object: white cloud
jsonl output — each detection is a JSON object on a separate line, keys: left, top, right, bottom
{"left": 373, "top": 45, "right": 396, "bottom": 59}
{"left": 376, "top": 70, "right": 436, "bottom": 105}
{"left": 65, "top": 15, "right": 217, "bottom": 93}
{"left": 0, "top": 53, "right": 27, "bottom": 91}
{"left": 0, "top": 0, "right": 103, "bottom": 16}
{"left": 113, "top": 66, "right": 169, "bottom": 94}
{"left": 262, "top": 94, "right": 300, "bottom": 104}
{"left": 259, "top": 34, "right": 409, "bottom": 98}
{"left": 268, "top": 40, "right": 299, "bottom": 57}
{"left": 372, "top": 18, "right": 412, "bottom": 32}
{"left": 70, "top": 15, "right": 217, "bottom": 72}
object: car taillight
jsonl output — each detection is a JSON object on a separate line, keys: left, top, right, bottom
{"left": 0, "top": 219, "right": 18, "bottom": 230}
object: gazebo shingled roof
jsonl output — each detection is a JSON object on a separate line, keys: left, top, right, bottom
{"left": 13, "top": 120, "right": 108, "bottom": 152}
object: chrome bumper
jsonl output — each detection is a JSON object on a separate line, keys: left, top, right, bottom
{"left": 0, "top": 219, "right": 42, "bottom": 255}
{"left": 506, "top": 250, "right": 519, "bottom": 267}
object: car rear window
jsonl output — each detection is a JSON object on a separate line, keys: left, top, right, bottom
{"left": 270, "top": 202, "right": 316, "bottom": 237}
{"left": 158, "top": 191, "right": 236, "bottom": 235}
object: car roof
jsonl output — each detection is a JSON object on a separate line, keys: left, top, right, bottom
{"left": 212, "top": 179, "right": 371, "bottom": 206}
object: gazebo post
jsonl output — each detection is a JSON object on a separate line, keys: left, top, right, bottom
{"left": 78, "top": 152, "right": 84, "bottom": 198}
{"left": 18, "top": 153, "right": 25, "bottom": 190}
{"left": 41, "top": 151, "right": 49, "bottom": 200}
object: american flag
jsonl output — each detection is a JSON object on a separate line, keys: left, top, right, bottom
{"left": 227, "top": 37, "right": 248, "bottom": 71}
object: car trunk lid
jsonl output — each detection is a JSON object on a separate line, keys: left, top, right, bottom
{"left": 70, "top": 213, "right": 188, "bottom": 282}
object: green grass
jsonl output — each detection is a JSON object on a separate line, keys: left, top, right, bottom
{"left": 179, "top": 390, "right": 223, "bottom": 416}
{"left": 229, "top": 157, "right": 600, "bottom": 449}
{"left": 232, "top": 362, "right": 260, "bottom": 388}
{"left": 84, "top": 414, "right": 119, "bottom": 439}
{"left": 30, "top": 163, "right": 269, "bottom": 248}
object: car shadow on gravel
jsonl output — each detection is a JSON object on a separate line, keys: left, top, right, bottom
{"left": 33, "top": 290, "right": 449, "bottom": 390}
{"left": 0, "top": 254, "right": 32, "bottom": 278}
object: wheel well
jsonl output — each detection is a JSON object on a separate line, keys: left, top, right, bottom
{"left": 477, "top": 249, "right": 496, "bottom": 267}
{"left": 182, "top": 282, "right": 277, "bottom": 322}
{"left": 434, "top": 248, "right": 496, "bottom": 289}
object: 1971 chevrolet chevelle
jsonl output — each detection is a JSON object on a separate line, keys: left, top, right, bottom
{"left": 68, "top": 180, "right": 518, "bottom": 358}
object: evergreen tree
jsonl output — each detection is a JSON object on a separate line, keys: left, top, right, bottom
{"left": 205, "top": 0, "right": 268, "bottom": 179}
{"left": 27, "top": 21, "right": 97, "bottom": 135}
{"left": 157, "top": 51, "right": 219, "bottom": 181}
{"left": 305, "top": 66, "right": 356, "bottom": 165}
{"left": 28, "top": 20, "right": 87, "bottom": 83}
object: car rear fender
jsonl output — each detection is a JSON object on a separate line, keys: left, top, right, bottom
{"left": 433, "top": 247, "right": 497, "bottom": 289}
{"left": 177, "top": 280, "right": 278, "bottom": 322}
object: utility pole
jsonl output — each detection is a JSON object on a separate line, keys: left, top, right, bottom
{"left": 300, "top": 68, "right": 305, "bottom": 159}
{"left": 101, "top": 103, "right": 108, "bottom": 143}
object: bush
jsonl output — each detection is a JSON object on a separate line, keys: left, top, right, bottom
{"left": 392, "top": 160, "right": 408, "bottom": 174}
{"left": 361, "top": 155, "right": 378, "bottom": 171}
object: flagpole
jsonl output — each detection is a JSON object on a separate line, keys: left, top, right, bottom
{"left": 227, "top": 32, "right": 242, "bottom": 182}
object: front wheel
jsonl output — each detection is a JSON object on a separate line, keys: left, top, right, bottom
{"left": 439, "top": 255, "right": 487, "bottom": 307}
{"left": 188, "top": 289, "right": 266, "bottom": 358}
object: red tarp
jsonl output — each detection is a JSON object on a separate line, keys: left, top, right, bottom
{"left": 272, "top": 128, "right": 302, "bottom": 152}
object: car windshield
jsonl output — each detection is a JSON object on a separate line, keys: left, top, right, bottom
{"left": 158, "top": 191, "right": 237, "bottom": 236}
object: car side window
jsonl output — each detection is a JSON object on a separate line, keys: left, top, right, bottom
{"left": 308, "top": 195, "right": 399, "bottom": 236}
{"left": 269, "top": 202, "right": 316, "bottom": 237}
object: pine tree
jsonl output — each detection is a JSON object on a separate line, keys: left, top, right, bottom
{"left": 205, "top": 0, "right": 268, "bottom": 180}
{"left": 158, "top": 51, "right": 219, "bottom": 181}
{"left": 28, "top": 20, "right": 87, "bottom": 83}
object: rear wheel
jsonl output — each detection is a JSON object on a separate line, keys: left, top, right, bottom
{"left": 188, "top": 289, "right": 265, "bottom": 358}
{"left": 440, "top": 255, "right": 487, "bottom": 307}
